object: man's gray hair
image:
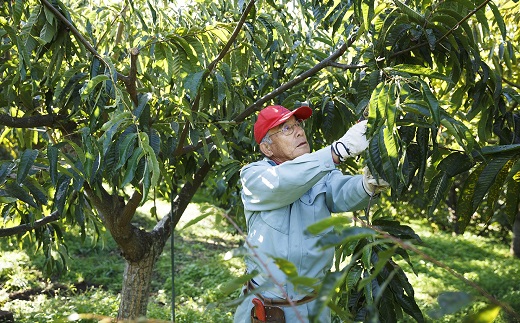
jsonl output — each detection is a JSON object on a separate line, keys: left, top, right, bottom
{"left": 261, "top": 134, "right": 272, "bottom": 144}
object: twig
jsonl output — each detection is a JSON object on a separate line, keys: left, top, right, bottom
{"left": 391, "top": 0, "right": 492, "bottom": 58}
{"left": 0, "top": 211, "right": 60, "bottom": 237}
{"left": 174, "top": 0, "right": 256, "bottom": 156}
{"left": 221, "top": 212, "right": 307, "bottom": 323}
{"left": 503, "top": 77, "right": 520, "bottom": 90}
{"left": 40, "top": 0, "right": 136, "bottom": 103}
{"left": 353, "top": 214, "right": 520, "bottom": 320}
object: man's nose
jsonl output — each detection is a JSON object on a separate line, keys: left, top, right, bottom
{"left": 295, "top": 125, "right": 304, "bottom": 136}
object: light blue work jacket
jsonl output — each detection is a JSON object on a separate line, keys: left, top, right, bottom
{"left": 234, "top": 147, "right": 372, "bottom": 323}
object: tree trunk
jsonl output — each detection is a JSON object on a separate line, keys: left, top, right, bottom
{"left": 511, "top": 209, "right": 520, "bottom": 258}
{"left": 118, "top": 250, "right": 159, "bottom": 319}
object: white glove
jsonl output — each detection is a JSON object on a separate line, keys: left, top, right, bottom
{"left": 362, "top": 166, "right": 390, "bottom": 196}
{"left": 331, "top": 120, "right": 369, "bottom": 161}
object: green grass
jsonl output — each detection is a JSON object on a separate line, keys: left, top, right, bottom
{"left": 1, "top": 205, "right": 519, "bottom": 322}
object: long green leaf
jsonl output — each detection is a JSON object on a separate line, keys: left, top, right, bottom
{"left": 389, "top": 64, "right": 452, "bottom": 83}
{"left": 121, "top": 147, "right": 144, "bottom": 187}
{"left": 487, "top": 2, "right": 506, "bottom": 41}
{"left": 418, "top": 79, "right": 440, "bottom": 126}
{"left": 427, "top": 171, "right": 451, "bottom": 216}
{"left": 456, "top": 164, "right": 483, "bottom": 233}
{"left": 472, "top": 156, "right": 510, "bottom": 211}
{"left": 436, "top": 152, "right": 474, "bottom": 177}
{"left": 5, "top": 182, "right": 37, "bottom": 207}
{"left": 80, "top": 75, "right": 109, "bottom": 99}
{"left": 505, "top": 179, "right": 520, "bottom": 226}
{"left": 17, "top": 149, "right": 38, "bottom": 184}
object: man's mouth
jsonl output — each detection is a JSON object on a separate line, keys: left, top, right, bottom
{"left": 297, "top": 142, "right": 307, "bottom": 148}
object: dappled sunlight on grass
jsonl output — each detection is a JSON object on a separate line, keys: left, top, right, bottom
{"left": 398, "top": 220, "right": 520, "bottom": 322}
{"left": 2, "top": 203, "right": 519, "bottom": 322}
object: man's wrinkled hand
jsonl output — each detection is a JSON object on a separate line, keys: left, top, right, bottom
{"left": 362, "top": 166, "right": 390, "bottom": 196}
{"left": 331, "top": 120, "right": 369, "bottom": 161}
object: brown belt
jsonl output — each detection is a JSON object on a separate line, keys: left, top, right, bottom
{"left": 245, "top": 280, "right": 317, "bottom": 307}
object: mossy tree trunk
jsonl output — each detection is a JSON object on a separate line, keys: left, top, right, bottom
{"left": 83, "top": 160, "right": 212, "bottom": 319}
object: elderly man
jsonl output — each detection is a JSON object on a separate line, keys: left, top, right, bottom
{"left": 234, "top": 105, "right": 388, "bottom": 323}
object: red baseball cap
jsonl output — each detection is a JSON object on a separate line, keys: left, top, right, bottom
{"left": 254, "top": 105, "right": 312, "bottom": 144}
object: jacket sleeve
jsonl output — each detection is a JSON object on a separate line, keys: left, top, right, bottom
{"left": 324, "top": 171, "right": 372, "bottom": 213}
{"left": 240, "top": 147, "right": 336, "bottom": 211}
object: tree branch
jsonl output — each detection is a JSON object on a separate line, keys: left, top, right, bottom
{"left": 40, "top": 0, "right": 137, "bottom": 105}
{"left": 174, "top": 0, "right": 256, "bottom": 156}
{"left": 178, "top": 40, "right": 355, "bottom": 156}
{"left": 390, "top": 0, "right": 491, "bottom": 59}
{"left": 119, "top": 188, "right": 143, "bottom": 227}
{"left": 153, "top": 153, "right": 215, "bottom": 241}
{"left": 117, "top": 47, "right": 140, "bottom": 106}
{"left": 328, "top": 61, "right": 367, "bottom": 70}
{"left": 0, "top": 211, "right": 60, "bottom": 237}
{"left": 503, "top": 77, "right": 520, "bottom": 90}
{"left": 0, "top": 113, "right": 73, "bottom": 129}
{"left": 233, "top": 42, "right": 349, "bottom": 123}
{"left": 40, "top": 0, "right": 101, "bottom": 60}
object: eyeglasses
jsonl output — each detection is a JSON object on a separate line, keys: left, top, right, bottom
{"left": 267, "top": 119, "right": 304, "bottom": 139}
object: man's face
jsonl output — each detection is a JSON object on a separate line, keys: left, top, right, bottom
{"left": 260, "top": 116, "right": 310, "bottom": 164}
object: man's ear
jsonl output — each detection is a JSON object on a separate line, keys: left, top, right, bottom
{"left": 259, "top": 142, "right": 273, "bottom": 157}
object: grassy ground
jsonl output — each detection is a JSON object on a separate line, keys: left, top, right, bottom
{"left": 1, "top": 202, "right": 519, "bottom": 322}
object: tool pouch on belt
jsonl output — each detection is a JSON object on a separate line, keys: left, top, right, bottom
{"left": 250, "top": 306, "right": 285, "bottom": 323}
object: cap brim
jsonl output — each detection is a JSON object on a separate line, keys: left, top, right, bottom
{"left": 270, "top": 106, "right": 312, "bottom": 129}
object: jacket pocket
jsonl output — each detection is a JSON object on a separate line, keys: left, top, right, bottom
{"left": 299, "top": 183, "right": 333, "bottom": 239}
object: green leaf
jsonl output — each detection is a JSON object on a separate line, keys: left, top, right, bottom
{"left": 393, "top": 0, "right": 425, "bottom": 25}
{"left": 141, "top": 134, "right": 160, "bottom": 190}
{"left": 472, "top": 156, "right": 510, "bottom": 211}
{"left": 505, "top": 179, "right": 520, "bottom": 226}
{"left": 316, "top": 227, "right": 376, "bottom": 248}
{"left": 306, "top": 216, "right": 350, "bottom": 235}
{"left": 462, "top": 305, "right": 501, "bottom": 323}
{"left": 389, "top": 64, "right": 452, "bottom": 83}
{"left": 54, "top": 176, "right": 71, "bottom": 216}
{"left": 133, "top": 93, "right": 151, "bottom": 119}
{"left": 81, "top": 75, "right": 109, "bottom": 99}
{"left": 487, "top": 2, "right": 506, "bottom": 41}
{"left": 5, "top": 182, "right": 37, "bottom": 207}
{"left": 100, "top": 111, "right": 133, "bottom": 132}
{"left": 428, "top": 291, "right": 472, "bottom": 319}
{"left": 116, "top": 133, "right": 138, "bottom": 170}
{"left": 273, "top": 258, "right": 298, "bottom": 277}
{"left": 17, "top": 149, "right": 38, "bottom": 184}
{"left": 184, "top": 70, "right": 206, "bottom": 96}
{"left": 418, "top": 79, "right": 440, "bottom": 126}
{"left": 208, "top": 124, "right": 230, "bottom": 161}
{"left": 358, "top": 246, "right": 396, "bottom": 291}
{"left": 456, "top": 164, "right": 483, "bottom": 233}
{"left": 436, "top": 152, "right": 474, "bottom": 177}
{"left": 23, "top": 178, "right": 48, "bottom": 206}
{"left": 121, "top": 146, "right": 144, "bottom": 187}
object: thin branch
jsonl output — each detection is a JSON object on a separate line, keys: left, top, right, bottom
{"left": 353, "top": 215, "right": 520, "bottom": 321}
{"left": 503, "top": 77, "right": 520, "bottom": 90}
{"left": 174, "top": 0, "right": 256, "bottom": 156}
{"left": 233, "top": 42, "right": 349, "bottom": 124}
{"left": 0, "top": 114, "right": 66, "bottom": 128}
{"left": 391, "top": 0, "right": 491, "bottom": 59}
{"left": 328, "top": 61, "right": 367, "bottom": 70}
{"left": 221, "top": 212, "right": 306, "bottom": 323}
{"left": 40, "top": 0, "right": 101, "bottom": 60}
{"left": 40, "top": 0, "right": 136, "bottom": 104}
{"left": 119, "top": 188, "right": 143, "bottom": 226}
{"left": 0, "top": 211, "right": 60, "bottom": 237}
